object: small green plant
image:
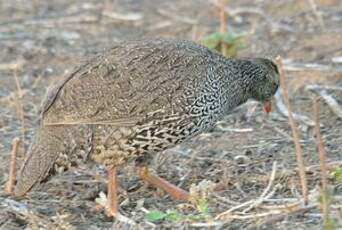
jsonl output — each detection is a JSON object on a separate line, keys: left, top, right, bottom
{"left": 315, "top": 187, "right": 339, "bottom": 230}
{"left": 195, "top": 198, "right": 209, "bottom": 218}
{"left": 200, "top": 31, "right": 245, "bottom": 57}
{"left": 330, "top": 167, "right": 342, "bottom": 182}
{"left": 145, "top": 210, "right": 168, "bottom": 221}
{"left": 145, "top": 209, "right": 182, "bottom": 222}
{"left": 145, "top": 208, "right": 209, "bottom": 222}
{"left": 323, "top": 218, "right": 335, "bottom": 230}
{"left": 145, "top": 198, "right": 211, "bottom": 222}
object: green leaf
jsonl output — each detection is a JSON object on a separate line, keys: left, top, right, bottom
{"left": 145, "top": 210, "right": 167, "bottom": 221}
{"left": 165, "top": 209, "right": 183, "bottom": 222}
{"left": 221, "top": 31, "right": 244, "bottom": 43}
{"left": 197, "top": 198, "right": 209, "bottom": 214}
{"left": 200, "top": 32, "right": 222, "bottom": 49}
{"left": 331, "top": 167, "right": 342, "bottom": 182}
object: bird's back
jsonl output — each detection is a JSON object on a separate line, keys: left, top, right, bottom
{"left": 42, "top": 39, "right": 226, "bottom": 127}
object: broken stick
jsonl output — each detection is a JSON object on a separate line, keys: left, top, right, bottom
{"left": 5, "top": 137, "right": 20, "bottom": 194}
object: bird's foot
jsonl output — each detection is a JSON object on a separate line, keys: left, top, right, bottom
{"left": 95, "top": 191, "right": 136, "bottom": 225}
{"left": 137, "top": 166, "right": 189, "bottom": 201}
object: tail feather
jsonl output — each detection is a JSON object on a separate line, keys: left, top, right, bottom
{"left": 14, "top": 126, "right": 67, "bottom": 196}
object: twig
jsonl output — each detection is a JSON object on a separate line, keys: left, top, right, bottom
{"left": 215, "top": 162, "right": 278, "bottom": 219}
{"left": 242, "top": 162, "right": 278, "bottom": 213}
{"left": 215, "top": 200, "right": 253, "bottom": 219}
{"left": 313, "top": 97, "right": 330, "bottom": 226}
{"left": 219, "top": 0, "right": 228, "bottom": 56}
{"left": 191, "top": 221, "right": 224, "bottom": 227}
{"left": 271, "top": 126, "right": 294, "bottom": 142}
{"left": 0, "top": 60, "right": 25, "bottom": 70}
{"left": 306, "top": 161, "right": 342, "bottom": 172}
{"left": 0, "top": 89, "right": 29, "bottom": 103}
{"left": 332, "top": 56, "right": 342, "bottom": 63}
{"left": 215, "top": 122, "right": 253, "bottom": 132}
{"left": 146, "top": 21, "right": 172, "bottom": 31}
{"left": 260, "top": 200, "right": 303, "bottom": 210}
{"left": 306, "top": 85, "right": 342, "bottom": 92}
{"left": 283, "top": 61, "right": 342, "bottom": 73}
{"left": 212, "top": 193, "right": 240, "bottom": 205}
{"left": 257, "top": 161, "right": 342, "bottom": 183}
{"left": 102, "top": 11, "right": 143, "bottom": 21}
{"left": 13, "top": 68, "right": 26, "bottom": 145}
{"left": 315, "top": 90, "right": 342, "bottom": 119}
{"left": 5, "top": 138, "right": 20, "bottom": 194}
{"left": 218, "top": 211, "right": 279, "bottom": 220}
{"left": 276, "top": 56, "right": 308, "bottom": 205}
{"left": 250, "top": 205, "right": 316, "bottom": 229}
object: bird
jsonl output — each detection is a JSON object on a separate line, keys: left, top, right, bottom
{"left": 14, "top": 38, "right": 279, "bottom": 217}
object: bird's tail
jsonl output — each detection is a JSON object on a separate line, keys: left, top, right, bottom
{"left": 14, "top": 126, "right": 69, "bottom": 196}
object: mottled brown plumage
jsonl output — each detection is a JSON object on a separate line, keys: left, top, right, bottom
{"left": 15, "top": 39, "right": 279, "bottom": 206}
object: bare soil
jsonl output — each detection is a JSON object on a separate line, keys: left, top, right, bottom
{"left": 0, "top": 0, "right": 341, "bottom": 229}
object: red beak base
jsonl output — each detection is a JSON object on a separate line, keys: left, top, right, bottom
{"left": 263, "top": 100, "right": 272, "bottom": 114}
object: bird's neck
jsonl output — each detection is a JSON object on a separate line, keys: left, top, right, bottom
{"left": 219, "top": 59, "right": 256, "bottom": 114}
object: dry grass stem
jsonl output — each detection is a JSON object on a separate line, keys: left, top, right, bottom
{"left": 190, "top": 221, "right": 224, "bottom": 227}
{"left": 313, "top": 97, "right": 330, "bottom": 226}
{"left": 102, "top": 11, "right": 143, "bottom": 22}
{"left": 5, "top": 138, "right": 20, "bottom": 194}
{"left": 215, "top": 122, "right": 253, "bottom": 132}
{"left": 215, "top": 162, "right": 279, "bottom": 220}
{"left": 305, "top": 161, "right": 342, "bottom": 171}
{"left": 0, "top": 60, "right": 25, "bottom": 70}
{"left": 219, "top": 0, "right": 228, "bottom": 56}
{"left": 306, "top": 85, "right": 342, "bottom": 91}
{"left": 13, "top": 69, "right": 26, "bottom": 148}
{"left": 256, "top": 160, "right": 342, "bottom": 184}
{"left": 284, "top": 62, "right": 342, "bottom": 72}
{"left": 276, "top": 56, "right": 308, "bottom": 204}
{"left": 242, "top": 161, "right": 278, "bottom": 213}
{"left": 216, "top": 204, "right": 315, "bottom": 222}
{"left": 317, "top": 90, "right": 342, "bottom": 119}
{"left": 253, "top": 205, "right": 317, "bottom": 228}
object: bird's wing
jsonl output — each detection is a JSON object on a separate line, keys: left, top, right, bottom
{"left": 41, "top": 39, "right": 214, "bottom": 127}
{"left": 15, "top": 126, "right": 61, "bottom": 196}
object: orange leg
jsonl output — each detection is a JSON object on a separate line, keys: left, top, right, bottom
{"left": 107, "top": 167, "right": 118, "bottom": 217}
{"left": 5, "top": 138, "right": 20, "bottom": 194}
{"left": 137, "top": 166, "right": 189, "bottom": 201}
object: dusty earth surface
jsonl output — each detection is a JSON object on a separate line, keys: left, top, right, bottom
{"left": 0, "top": 0, "right": 341, "bottom": 229}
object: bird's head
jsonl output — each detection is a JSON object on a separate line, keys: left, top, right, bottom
{"left": 246, "top": 58, "right": 279, "bottom": 113}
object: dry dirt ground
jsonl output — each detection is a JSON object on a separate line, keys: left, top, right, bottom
{"left": 0, "top": 0, "right": 341, "bottom": 229}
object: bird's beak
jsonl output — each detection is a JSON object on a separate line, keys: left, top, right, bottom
{"left": 263, "top": 99, "right": 273, "bottom": 114}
